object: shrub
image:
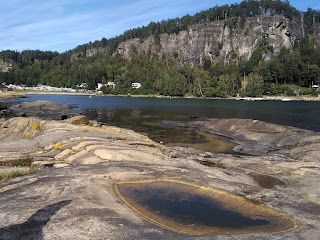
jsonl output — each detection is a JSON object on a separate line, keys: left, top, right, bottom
{"left": 239, "top": 90, "right": 247, "bottom": 98}
{"left": 286, "top": 89, "right": 296, "bottom": 96}
{"left": 302, "top": 88, "right": 313, "bottom": 95}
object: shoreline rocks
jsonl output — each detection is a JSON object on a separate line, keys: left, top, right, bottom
{"left": 8, "top": 100, "right": 80, "bottom": 120}
{"left": 0, "top": 91, "right": 26, "bottom": 100}
{"left": 161, "top": 118, "right": 320, "bottom": 160}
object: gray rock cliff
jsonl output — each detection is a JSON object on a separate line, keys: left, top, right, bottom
{"left": 116, "top": 15, "right": 317, "bottom": 64}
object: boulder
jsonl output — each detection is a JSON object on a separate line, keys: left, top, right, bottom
{"left": 64, "top": 116, "right": 89, "bottom": 125}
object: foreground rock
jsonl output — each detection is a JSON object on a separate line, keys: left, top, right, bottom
{"left": 0, "top": 91, "right": 26, "bottom": 100}
{"left": 0, "top": 117, "right": 319, "bottom": 239}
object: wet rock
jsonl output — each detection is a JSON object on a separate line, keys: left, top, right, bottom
{"left": 164, "top": 118, "right": 320, "bottom": 161}
{"left": 9, "top": 100, "right": 79, "bottom": 120}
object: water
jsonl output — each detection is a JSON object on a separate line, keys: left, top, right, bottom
{"left": 12, "top": 94, "right": 320, "bottom": 152}
{"left": 116, "top": 181, "right": 294, "bottom": 235}
{"left": 21, "top": 94, "right": 320, "bottom": 132}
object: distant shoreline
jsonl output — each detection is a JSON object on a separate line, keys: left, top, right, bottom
{"left": 24, "top": 91, "right": 92, "bottom": 96}
{"left": 22, "top": 91, "right": 320, "bottom": 102}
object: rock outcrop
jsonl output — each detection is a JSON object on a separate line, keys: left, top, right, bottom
{"left": 0, "top": 116, "right": 319, "bottom": 239}
{"left": 0, "top": 59, "right": 14, "bottom": 72}
{"left": 0, "top": 92, "right": 27, "bottom": 100}
{"left": 116, "top": 15, "right": 312, "bottom": 64}
{"left": 8, "top": 100, "right": 79, "bottom": 120}
{"left": 162, "top": 118, "right": 320, "bottom": 160}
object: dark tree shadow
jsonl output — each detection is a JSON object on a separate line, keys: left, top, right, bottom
{"left": 0, "top": 200, "right": 71, "bottom": 240}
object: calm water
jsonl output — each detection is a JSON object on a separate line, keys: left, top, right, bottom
{"left": 118, "top": 182, "right": 269, "bottom": 228}
{"left": 4, "top": 94, "right": 319, "bottom": 152}
{"left": 20, "top": 94, "right": 320, "bottom": 132}
{"left": 116, "top": 182, "right": 293, "bottom": 234}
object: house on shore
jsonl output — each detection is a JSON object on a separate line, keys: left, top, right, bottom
{"left": 131, "top": 82, "right": 142, "bottom": 89}
{"left": 97, "top": 82, "right": 116, "bottom": 91}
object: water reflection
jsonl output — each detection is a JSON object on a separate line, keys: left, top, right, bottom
{"left": 85, "top": 108, "right": 234, "bottom": 153}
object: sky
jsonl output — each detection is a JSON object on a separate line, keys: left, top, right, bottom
{"left": 1, "top": 0, "right": 319, "bottom": 53}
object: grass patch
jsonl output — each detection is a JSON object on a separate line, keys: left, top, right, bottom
{"left": 14, "top": 158, "right": 32, "bottom": 167}
{"left": 0, "top": 157, "right": 32, "bottom": 167}
{"left": 0, "top": 168, "right": 41, "bottom": 182}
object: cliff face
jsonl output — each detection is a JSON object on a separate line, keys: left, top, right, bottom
{"left": 116, "top": 15, "right": 311, "bottom": 64}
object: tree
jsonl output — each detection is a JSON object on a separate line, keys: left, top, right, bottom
{"left": 202, "top": 56, "right": 212, "bottom": 71}
{"left": 245, "top": 73, "right": 264, "bottom": 96}
{"left": 218, "top": 73, "right": 239, "bottom": 97}
{"left": 309, "top": 64, "right": 320, "bottom": 85}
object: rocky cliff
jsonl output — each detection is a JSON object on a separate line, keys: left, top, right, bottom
{"left": 116, "top": 15, "right": 318, "bottom": 64}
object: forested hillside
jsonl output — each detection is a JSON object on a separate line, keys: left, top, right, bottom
{"left": 0, "top": 0, "right": 320, "bottom": 97}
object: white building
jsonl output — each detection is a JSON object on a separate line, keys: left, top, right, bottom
{"left": 131, "top": 82, "right": 142, "bottom": 89}
{"left": 97, "top": 82, "right": 116, "bottom": 90}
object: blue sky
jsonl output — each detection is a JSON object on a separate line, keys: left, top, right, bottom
{"left": 1, "top": 0, "right": 319, "bottom": 53}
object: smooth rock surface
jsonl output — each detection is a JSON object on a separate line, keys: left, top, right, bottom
{"left": 0, "top": 117, "right": 319, "bottom": 239}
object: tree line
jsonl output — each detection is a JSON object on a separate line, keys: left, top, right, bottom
{"left": 0, "top": 50, "right": 59, "bottom": 68}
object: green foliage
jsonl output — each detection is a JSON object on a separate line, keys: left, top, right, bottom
{"left": 303, "top": 88, "right": 320, "bottom": 97}
{"left": 245, "top": 73, "right": 264, "bottom": 97}
{"left": 100, "top": 85, "right": 112, "bottom": 94}
{"left": 285, "top": 88, "right": 296, "bottom": 96}
{"left": 239, "top": 90, "right": 247, "bottom": 98}
{"left": 218, "top": 73, "right": 240, "bottom": 97}
{"left": 202, "top": 56, "right": 212, "bottom": 71}
{"left": 0, "top": 50, "right": 59, "bottom": 68}
{"left": 302, "top": 88, "right": 314, "bottom": 95}
{"left": 313, "top": 91, "right": 320, "bottom": 97}
{"left": 263, "top": 83, "right": 281, "bottom": 95}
